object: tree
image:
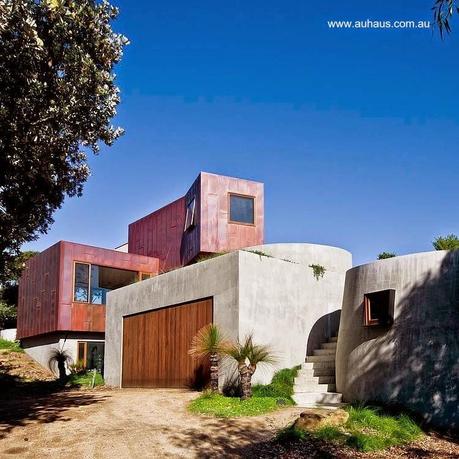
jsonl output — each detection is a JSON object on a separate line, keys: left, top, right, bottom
{"left": 377, "top": 252, "right": 397, "bottom": 260}
{"left": 226, "top": 335, "right": 276, "bottom": 400}
{"left": 49, "top": 347, "right": 72, "bottom": 382}
{"left": 432, "top": 234, "right": 459, "bottom": 250}
{"left": 189, "top": 324, "right": 230, "bottom": 392}
{"left": 0, "top": 0, "right": 128, "bottom": 283}
{"left": 433, "top": 0, "right": 459, "bottom": 36}
{"left": 0, "top": 251, "right": 38, "bottom": 328}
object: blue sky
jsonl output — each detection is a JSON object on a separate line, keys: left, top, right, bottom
{"left": 25, "top": 0, "right": 459, "bottom": 266}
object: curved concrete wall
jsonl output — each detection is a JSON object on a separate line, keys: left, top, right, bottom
{"left": 336, "top": 250, "right": 459, "bottom": 430}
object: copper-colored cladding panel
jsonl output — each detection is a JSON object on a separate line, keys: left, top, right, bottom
{"left": 128, "top": 172, "right": 264, "bottom": 271}
{"left": 17, "top": 241, "right": 159, "bottom": 339}
{"left": 200, "top": 172, "right": 264, "bottom": 253}
{"left": 128, "top": 197, "right": 190, "bottom": 272}
{"left": 17, "top": 242, "right": 61, "bottom": 339}
{"left": 122, "top": 298, "right": 213, "bottom": 388}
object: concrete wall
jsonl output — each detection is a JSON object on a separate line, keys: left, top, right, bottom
{"left": 0, "top": 328, "right": 17, "bottom": 341}
{"left": 22, "top": 332, "right": 104, "bottom": 376}
{"left": 104, "top": 243, "right": 351, "bottom": 387}
{"left": 104, "top": 251, "right": 240, "bottom": 386}
{"left": 238, "top": 245, "right": 351, "bottom": 384}
{"left": 336, "top": 250, "right": 459, "bottom": 430}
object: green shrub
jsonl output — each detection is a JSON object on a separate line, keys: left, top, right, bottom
{"left": 0, "top": 338, "right": 23, "bottom": 353}
{"left": 252, "top": 366, "right": 300, "bottom": 402}
{"left": 276, "top": 425, "right": 308, "bottom": 442}
{"left": 68, "top": 370, "right": 104, "bottom": 387}
{"left": 309, "top": 405, "right": 423, "bottom": 452}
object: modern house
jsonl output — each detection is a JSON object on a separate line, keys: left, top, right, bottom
{"left": 17, "top": 172, "right": 264, "bottom": 372}
{"left": 16, "top": 171, "right": 459, "bottom": 430}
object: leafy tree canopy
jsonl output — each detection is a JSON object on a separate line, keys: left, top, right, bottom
{"left": 433, "top": 0, "right": 459, "bottom": 36}
{"left": 432, "top": 234, "right": 459, "bottom": 251}
{"left": 377, "top": 252, "right": 397, "bottom": 260}
{"left": 0, "top": 0, "right": 128, "bottom": 283}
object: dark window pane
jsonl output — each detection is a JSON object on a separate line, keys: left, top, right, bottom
{"left": 90, "top": 265, "right": 138, "bottom": 304}
{"left": 74, "top": 263, "right": 89, "bottom": 302}
{"left": 230, "top": 195, "right": 254, "bottom": 224}
{"left": 184, "top": 198, "right": 196, "bottom": 231}
{"left": 141, "top": 273, "right": 151, "bottom": 281}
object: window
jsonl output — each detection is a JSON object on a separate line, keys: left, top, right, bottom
{"left": 74, "top": 263, "right": 90, "bottom": 302}
{"left": 363, "top": 289, "right": 395, "bottom": 327}
{"left": 140, "top": 272, "right": 151, "bottom": 281}
{"left": 184, "top": 198, "right": 196, "bottom": 231}
{"left": 77, "top": 341, "right": 105, "bottom": 373}
{"left": 229, "top": 194, "right": 255, "bottom": 225}
{"left": 73, "top": 263, "right": 146, "bottom": 305}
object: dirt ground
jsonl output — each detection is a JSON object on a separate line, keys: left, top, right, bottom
{"left": 0, "top": 388, "right": 303, "bottom": 458}
{"left": 1, "top": 389, "right": 458, "bottom": 459}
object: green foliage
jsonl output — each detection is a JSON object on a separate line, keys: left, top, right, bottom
{"left": 275, "top": 425, "right": 307, "bottom": 442}
{"left": 188, "top": 392, "right": 281, "bottom": 417}
{"left": 377, "top": 252, "right": 397, "bottom": 260}
{"left": 0, "top": 338, "right": 23, "bottom": 353}
{"left": 189, "top": 324, "right": 231, "bottom": 358}
{"left": 195, "top": 252, "right": 227, "bottom": 263}
{"left": 433, "top": 234, "right": 459, "bottom": 250}
{"left": 0, "top": 302, "right": 17, "bottom": 328}
{"left": 69, "top": 359, "right": 86, "bottom": 375}
{"left": 310, "top": 405, "right": 423, "bottom": 452}
{"left": 252, "top": 366, "right": 300, "bottom": 402}
{"left": 0, "top": 0, "right": 128, "bottom": 282}
{"left": 68, "top": 371, "right": 105, "bottom": 387}
{"left": 433, "top": 0, "right": 458, "bottom": 37}
{"left": 309, "top": 264, "right": 326, "bottom": 280}
{"left": 226, "top": 334, "right": 276, "bottom": 367}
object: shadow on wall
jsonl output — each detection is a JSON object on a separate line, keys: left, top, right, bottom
{"left": 346, "top": 251, "right": 459, "bottom": 432}
{"left": 306, "top": 310, "right": 341, "bottom": 356}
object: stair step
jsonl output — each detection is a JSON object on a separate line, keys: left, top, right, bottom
{"left": 306, "top": 354, "right": 336, "bottom": 363}
{"left": 329, "top": 337, "right": 338, "bottom": 342}
{"left": 302, "top": 361, "right": 335, "bottom": 370}
{"left": 314, "top": 349, "right": 336, "bottom": 356}
{"left": 293, "top": 383, "right": 336, "bottom": 393}
{"left": 292, "top": 392, "right": 342, "bottom": 406}
{"left": 295, "top": 374, "right": 335, "bottom": 385}
{"left": 321, "top": 342, "right": 337, "bottom": 349}
{"left": 299, "top": 366, "right": 336, "bottom": 376}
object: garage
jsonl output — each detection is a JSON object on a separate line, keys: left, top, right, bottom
{"left": 121, "top": 298, "right": 213, "bottom": 388}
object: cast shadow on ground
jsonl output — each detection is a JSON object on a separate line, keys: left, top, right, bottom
{"left": 0, "top": 366, "right": 108, "bottom": 440}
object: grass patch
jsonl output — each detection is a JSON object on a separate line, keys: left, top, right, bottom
{"left": 0, "top": 338, "right": 24, "bottom": 353}
{"left": 279, "top": 405, "right": 423, "bottom": 453}
{"left": 68, "top": 371, "right": 104, "bottom": 387}
{"left": 252, "top": 366, "right": 300, "bottom": 404}
{"left": 189, "top": 392, "right": 283, "bottom": 417}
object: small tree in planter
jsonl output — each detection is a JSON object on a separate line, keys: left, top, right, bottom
{"left": 226, "top": 335, "right": 276, "bottom": 400}
{"left": 189, "top": 324, "right": 230, "bottom": 392}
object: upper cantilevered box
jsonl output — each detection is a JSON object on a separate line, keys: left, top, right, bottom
{"left": 128, "top": 172, "right": 264, "bottom": 271}
{"left": 17, "top": 241, "right": 158, "bottom": 339}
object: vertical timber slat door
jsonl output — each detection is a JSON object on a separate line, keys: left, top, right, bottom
{"left": 122, "top": 298, "right": 213, "bottom": 388}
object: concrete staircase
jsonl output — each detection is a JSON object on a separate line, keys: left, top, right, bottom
{"left": 292, "top": 336, "right": 343, "bottom": 407}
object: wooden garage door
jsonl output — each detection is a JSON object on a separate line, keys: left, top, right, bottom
{"left": 122, "top": 298, "right": 213, "bottom": 388}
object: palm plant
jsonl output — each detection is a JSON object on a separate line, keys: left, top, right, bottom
{"left": 226, "top": 335, "right": 276, "bottom": 400}
{"left": 48, "top": 348, "right": 72, "bottom": 382}
{"left": 189, "top": 324, "right": 231, "bottom": 392}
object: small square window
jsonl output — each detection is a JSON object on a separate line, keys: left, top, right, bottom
{"left": 229, "top": 194, "right": 255, "bottom": 225}
{"left": 363, "top": 289, "right": 395, "bottom": 327}
{"left": 184, "top": 198, "right": 196, "bottom": 231}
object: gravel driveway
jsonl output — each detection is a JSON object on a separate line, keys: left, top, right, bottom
{"left": 0, "top": 388, "right": 303, "bottom": 458}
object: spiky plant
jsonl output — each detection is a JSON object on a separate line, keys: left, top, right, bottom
{"left": 226, "top": 335, "right": 276, "bottom": 400}
{"left": 48, "top": 348, "right": 72, "bottom": 382}
{"left": 189, "top": 324, "right": 231, "bottom": 392}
